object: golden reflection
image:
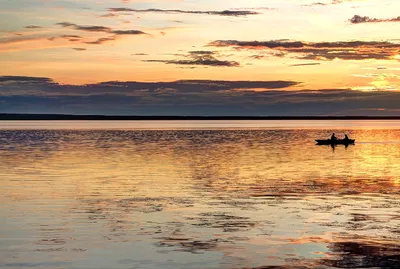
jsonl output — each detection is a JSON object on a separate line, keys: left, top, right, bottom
{"left": 1, "top": 128, "right": 400, "bottom": 203}
{"left": 1, "top": 126, "right": 400, "bottom": 269}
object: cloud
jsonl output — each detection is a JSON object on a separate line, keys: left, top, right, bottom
{"left": 53, "top": 22, "right": 148, "bottom": 46}
{"left": 143, "top": 50, "right": 240, "bottom": 67}
{"left": 0, "top": 36, "right": 40, "bottom": 46}
{"left": 84, "top": 36, "right": 117, "bottom": 45}
{"left": 144, "top": 59, "right": 239, "bottom": 67}
{"left": 0, "top": 76, "right": 54, "bottom": 84}
{"left": 290, "top": 63, "right": 321, "bottom": 66}
{"left": 0, "top": 34, "right": 89, "bottom": 52}
{"left": 99, "top": 13, "right": 119, "bottom": 18}
{"left": 24, "top": 25, "right": 42, "bottom": 29}
{"left": 61, "top": 35, "right": 82, "bottom": 42}
{"left": 304, "top": 2, "right": 327, "bottom": 6}
{"left": 55, "top": 22, "right": 76, "bottom": 28}
{"left": 188, "top": 50, "right": 215, "bottom": 55}
{"left": 108, "top": 8, "right": 260, "bottom": 17}
{"left": 111, "top": 30, "right": 147, "bottom": 35}
{"left": 350, "top": 15, "right": 400, "bottom": 24}
{"left": 0, "top": 76, "right": 299, "bottom": 95}
{"left": 72, "top": 48, "right": 86, "bottom": 51}
{"left": 56, "top": 22, "right": 111, "bottom": 32}
{"left": 1, "top": 76, "right": 399, "bottom": 116}
{"left": 305, "top": 0, "right": 362, "bottom": 6}
{"left": 331, "top": 0, "right": 363, "bottom": 3}
{"left": 56, "top": 22, "right": 147, "bottom": 35}
{"left": 209, "top": 40, "right": 400, "bottom": 61}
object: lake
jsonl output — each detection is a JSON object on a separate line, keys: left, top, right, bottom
{"left": 1, "top": 121, "right": 399, "bottom": 269}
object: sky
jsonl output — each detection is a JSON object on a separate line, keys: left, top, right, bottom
{"left": 0, "top": 0, "right": 400, "bottom": 115}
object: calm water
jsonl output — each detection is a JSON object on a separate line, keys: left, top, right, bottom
{"left": 1, "top": 121, "right": 399, "bottom": 269}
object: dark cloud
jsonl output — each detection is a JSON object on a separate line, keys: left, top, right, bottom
{"left": 289, "top": 63, "right": 321, "bottom": 66}
{"left": 99, "top": 13, "right": 119, "bottom": 18}
{"left": 55, "top": 22, "right": 148, "bottom": 36}
{"left": 231, "top": 7, "right": 276, "bottom": 11}
{"left": 61, "top": 35, "right": 82, "bottom": 42}
{"left": 144, "top": 59, "right": 239, "bottom": 67}
{"left": 188, "top": 50, "right": 215, "bottom": 55}
{"left": 249, "top": 51, "right": 286, "bottom": 60}
{"left": 249, "top": 55, "right": 266, "bottom": 60}
{"left": 144, "top": 50, "right": 239, "bottom": 67}
{"left": 108, "top": 8, "right": 259, "bottom": 16}
{"left": 0, "top": 76, "right": 299, "bottom": 94}
{"left": 111, "top": 30, "right": 147, "bottom": 35}
{"left": 56, "top": 22, "right": 111, "bottom": 32}
{"left": 75, "top": 25, "right": 112, "bottom": 32}
{"left": 303, "top": 2, "right": 327, "bottom": 6}
{"left": 1, "top": 76, "right": 399, "bottom": 116}
{"left": 72, "top": 48, "right": 86, "bottom": 51}
{"left": 84, "top": 36, "right": 117, "bottom": 45}
{"left": 209, "top": 40, "right": 400, "bottom": 61}
{"left": 24, "top": 25, "right": 42, "bottom": 29}
{"left": 350, "top": 15, "right": 400, "bottom": 24}
{"left": 56, "top": 22, "right": 76, "bottom": 28}
{"left": 61, "top": 35, "right": 82, "bottom": 39}
{"left": 0, "top": 76, "right": 54, "bottom": 84}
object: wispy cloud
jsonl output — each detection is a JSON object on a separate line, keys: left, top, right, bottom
{"left": 0, "top": 76, "right": 54, "bottom": 84}
{"left": 290, "top": 63, "right": 321, "bottom": 66}
{"left": 56, "top": 22, "right": 147, "bottom": 35}
{"left": 61, "top": 35, "right": 82, "bottom": 42}
{"left": 56, "top": 22, "right": 111, "bottom": 32}
{"left": 305, "top": 0, "right": 363, "bottom": 6}
{"left": 24, "top": 25, "right": 42, "bottom": 29}
{"left": 84, "top": 36, "right": 117, "bottom": 45}
{"left": 108, "top": 8, "right": 260, "bottom": 17}
{"left": 52, "top": 22, "right": 148, "bottom": 46}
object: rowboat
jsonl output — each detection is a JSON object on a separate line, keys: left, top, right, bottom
{"left": 316, "top": 139, "right": 355, "bottom": 145}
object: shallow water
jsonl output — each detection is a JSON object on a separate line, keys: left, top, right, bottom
{"left": 1, "top": 121, "right": 399, "bottom": 269}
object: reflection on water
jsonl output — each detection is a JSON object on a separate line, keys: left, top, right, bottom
{"left": 0, "top": 122, "right": 400, "bottom": 269}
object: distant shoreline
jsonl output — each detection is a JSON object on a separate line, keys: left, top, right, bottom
{"left": 1, "top": 114, "right": 400, "bottom": 120}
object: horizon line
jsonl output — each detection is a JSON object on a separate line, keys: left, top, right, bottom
{"left": 1, "top": 114, "right": 400, "bottom": 120}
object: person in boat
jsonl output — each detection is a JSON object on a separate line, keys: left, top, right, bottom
{"left": 344, "top": 134, "right": 350, "bottom": 140}
{"left": 331, "top": 133, "right": 337, "bottom": 141}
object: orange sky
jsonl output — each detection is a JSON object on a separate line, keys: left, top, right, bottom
{"left": 0, "top": 0, "right": 400, "bottom": 91}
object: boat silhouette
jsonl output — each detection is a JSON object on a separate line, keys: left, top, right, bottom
{"left": 316, "top": 139, "right": 355, "bottom": 145}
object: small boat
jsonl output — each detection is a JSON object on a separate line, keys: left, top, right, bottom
{"left": 316, "top": 139, "right": 355, "bottom": 145}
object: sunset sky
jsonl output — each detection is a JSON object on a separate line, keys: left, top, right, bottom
{"left": 1, "top": 0, "right": 400, "bottom": 115}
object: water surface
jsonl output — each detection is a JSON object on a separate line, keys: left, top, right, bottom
{"left": 1, "top": 121, "right": 399, "bottom": 269}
